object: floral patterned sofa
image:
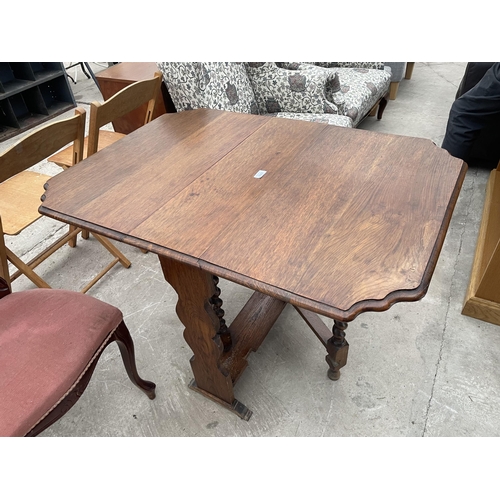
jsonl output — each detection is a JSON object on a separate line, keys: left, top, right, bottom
{"left": 156, "top": 62, "right": 391, "bottom": 128}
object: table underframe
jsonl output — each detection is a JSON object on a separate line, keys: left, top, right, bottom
{"left": 159, "top": 255, "right": 349, "bottom": 420}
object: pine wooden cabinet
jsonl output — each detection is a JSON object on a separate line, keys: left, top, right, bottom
{"left": 463, "top": 162, "right": 500, "bottom": 326}
{"left": 0, "top": 62, "right": 76, "bottom": 142}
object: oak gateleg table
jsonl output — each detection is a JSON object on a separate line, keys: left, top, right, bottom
{"left": 40, "top": 109, "right": 467, "bottom": 420}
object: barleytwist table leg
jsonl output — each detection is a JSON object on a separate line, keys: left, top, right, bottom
{"left": 210, "top": 276, "right": 232, "bottom": 352}
{"left": 158, "top": 256, "right": 252, "bottom": 419}
{"left": 326, "top": 320, "right": 349, "bottom": 381}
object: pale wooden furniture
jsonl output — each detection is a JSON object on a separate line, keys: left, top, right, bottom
{"left": 0, "top": 277, "right": 156, "bottom": 437}
{"left": 0, "top": 108, "right": 85, "bottom": 290}
{"left": 40, "top": 109, "right": 466, "bottom": 419}
{"left": 462, "top": 161, "right": 500, "bottom": 325}
{"left": 48, "top": 70, "right": 162, "bottom": 251}
{"left": 95, "top": 62, "right": 174, "bottom": 134}
{"left": 385, "top": 62, "right": 415, "bottom": 100}
{"left": 406, "top": 62, "right": 415, "bottom": 80}
{"left": 48, "top": 71, "right": 163, "bottom": 168}
{"left": 0, "top": 108, "right": 131, "bottom": 293}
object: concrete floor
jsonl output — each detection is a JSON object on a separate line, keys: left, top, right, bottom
{"left": 3, "top": 62, "right": 499, "bottom": 437}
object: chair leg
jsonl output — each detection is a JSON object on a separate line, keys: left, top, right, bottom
{"left": 79, "top": 62, "right": 91, "bottom": 79}
{"left": 377, "top": 96, "right": 388, "bottom": 120}
{"left": 7, "top": 227, "right": 82, "bottom": 287}
{"left": 405, "top": 62, "right": 415, "bottom": 80}
{"left": 92, "top": 233, "right": 131, "bottom": 268}
{"left": 0, "top": 231, "right": 10, "bottom": 290}
{"left": 79, "top": 233, "right": 133, "bottom": 292}
{"left": 389, "top": 81, "right": 399, "bottom": 100}
{"left": 0, "top": 276, "right": 10, "bottom": 297}
{"left": 69, "top": 225, "right": 78, "bottom": 248}
{"left": 5, "top": 247, "right": 51, "bottom": 288}
{"left": 113, "top": 321, "right": 156, "bottom": 399}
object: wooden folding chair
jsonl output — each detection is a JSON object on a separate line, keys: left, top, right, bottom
{"left": 48, "top": 71, "right": 163, "bottom": 168}
{"left": 0, "top": 108, "right": 130, "bottom": 293}
{"left": 48, "top": 70, "right": 162, "bottom": 251}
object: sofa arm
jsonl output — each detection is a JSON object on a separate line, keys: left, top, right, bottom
{"left": 383, "top": 62, "right": 409, "bottom": 100}
{"left": 384, "top": 62, "right": 406, "bottom": 83}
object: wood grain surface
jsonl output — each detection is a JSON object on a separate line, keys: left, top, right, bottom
{"left": 41, "top": 109, "right": 467, "bottom": 321}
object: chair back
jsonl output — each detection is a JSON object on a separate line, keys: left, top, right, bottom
{"left": 87, "top": 71, "right": 163, "bottom": 156}
{"left": 0, "top": 108, "right": 86, "bottom": 184}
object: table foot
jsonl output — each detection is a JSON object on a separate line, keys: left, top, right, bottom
{"left": 294, "top": 307, "right": 351, "bottom": 381}
{"left": 327, "top": 368, "right": 341, "bottom": 381}
{"left": 189, "top": 379, "right": 252, "bottom": 421}
{"left": 325, "top": 320, "right": 349, "bottom": 381}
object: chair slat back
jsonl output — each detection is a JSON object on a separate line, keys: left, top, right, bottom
{"left": 87, "top": 71, "right": 163, "bottom": 157}
{"left": 0, "top": 108, "right": 86, "bottom": 184}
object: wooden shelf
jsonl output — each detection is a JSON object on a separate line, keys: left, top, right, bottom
{"left": 462, "top": 163, "right": 500, "bottom": 325}
{"left": 0, "top": 63, "right": 75, "bottom": 142}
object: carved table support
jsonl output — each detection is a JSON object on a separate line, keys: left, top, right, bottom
{"left": 158, "top": 255, "right": 252, "bottom": 420}
{"left": 210, "top": 275, "right": 232, "bottom": 352}
{"left": 326, "top": 320, "right": 350, "bottom": 381}
{"left": 294, "top": 307, "right": 351, "bottom": 381}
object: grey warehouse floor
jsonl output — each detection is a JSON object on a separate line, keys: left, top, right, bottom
{"left": 3, "top": 62, "right": 500, "bottom": 440}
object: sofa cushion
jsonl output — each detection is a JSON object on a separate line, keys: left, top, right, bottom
{"left": 272, "top": 112, "right": 353, "bottom": 127}
{"left": 275, "top": 62, "right": 346, "bottom": 114}
{"left": 334, "top": 67, "right": 391, "bottom": 126}
{"left": 0, "top": 288, "right": 122, "bottom": 437}
{"left": 315, "top": 62, "right": 386, "bottom": 70}
{"left": 202, "top": 62, "right": 259, "bottom": 114}
{"left": 157, "top": 62, "right": 259, "bottom": 114}
{"left": 245, "top": 62, "right": 340, "bottom": 115}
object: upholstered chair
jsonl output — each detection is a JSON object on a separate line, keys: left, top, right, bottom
{"left": 0, "top": 277, "right": 155, "bottom": 436}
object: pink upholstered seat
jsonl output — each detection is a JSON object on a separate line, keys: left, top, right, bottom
{"left": 0, "top": 287, "right": 155, "bottom": 437}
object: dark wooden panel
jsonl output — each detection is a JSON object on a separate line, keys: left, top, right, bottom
{"left": 41, "top": 109, "right": 466, "bottom": 321}
{"left": 221, "top": 291, "right": 287, "bottom": 383}
{"left": 41, "top": 110, "right": 269, "bottom": 236}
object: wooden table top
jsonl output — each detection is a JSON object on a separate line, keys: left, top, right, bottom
{"left": 40, "top": 109, "right": 467, "bottom": 321}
